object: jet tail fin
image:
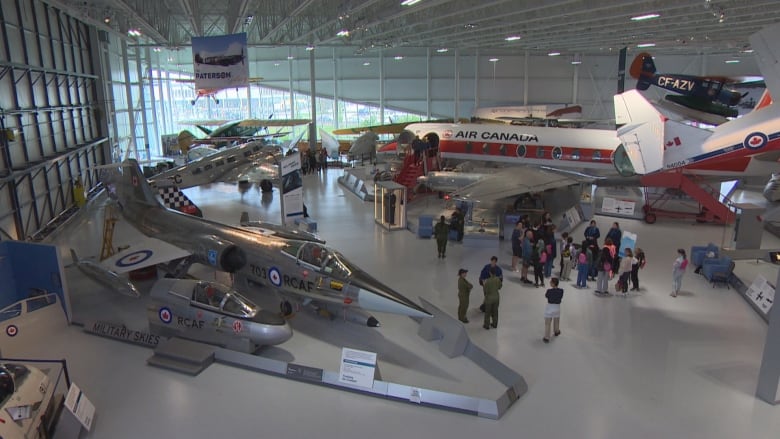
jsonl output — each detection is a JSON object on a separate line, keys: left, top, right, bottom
{"left": 615, "top": 90, "right": 712, "bottom": 174}
{"left": 629, "top": 52, "right": 656, "bottom": 91}
{"left": 750, "top": 24, "right": 780, "bottom": 104}
{"left": 318, "top": 128, "right": 340, "bottom": 158}
{"left": 116, "top": 159, "right": 165, "bottom": 208}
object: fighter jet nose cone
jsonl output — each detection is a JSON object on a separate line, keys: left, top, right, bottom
{"left": 351, "top": 272, "right": 432, "bottom": 318}
{"left": 367, "top": 316, "right": 380, "bottom": 327}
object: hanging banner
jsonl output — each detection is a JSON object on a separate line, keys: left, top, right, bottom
{"left": 191, "top": 33, "right": 248, "bottom": 91}
{"left": 280, "top": 154, "right": 304, "bottom": 225}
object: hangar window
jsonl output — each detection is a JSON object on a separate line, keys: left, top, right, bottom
{"left": 552, "top": 147, "right": 563, "bottom": 160}
{"left": 516, "top": 144, "right": 526, "bottom": 157}
{"left": 536, "top": 146, "right": 545, "bottom": 158}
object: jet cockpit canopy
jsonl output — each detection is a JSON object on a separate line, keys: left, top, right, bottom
{"left": 191, "top": 281, "right": 257, "bottom": 318}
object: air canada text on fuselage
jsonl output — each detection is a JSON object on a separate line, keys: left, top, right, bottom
{"left": 454, "top": 130, "right": 539, "bottom": 143}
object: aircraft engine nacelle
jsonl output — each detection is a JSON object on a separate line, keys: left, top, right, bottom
{"left": 192, "top": 236, "right": 247, "bottom": 273}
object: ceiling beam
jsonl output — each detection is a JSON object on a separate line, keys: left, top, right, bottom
{"left": 230, "top": 0, "right": 253, "bottom": 35}
{"left": 261, "top": 0, "right": 316, "bottom": 43}
{"left": 111, "top": 0, "right": 170, "bottom": 45}
{"left": 178, "top": 0, "right": 201, "bottom": 37}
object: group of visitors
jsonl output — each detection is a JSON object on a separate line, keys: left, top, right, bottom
{"left": 301, "top": 148, "right": 328, "bottom": 174}
{"left": 453, "top": 217, "right": 689, "bottom": 342}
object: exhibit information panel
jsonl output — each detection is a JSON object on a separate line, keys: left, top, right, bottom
{"left": 338, "top": 348, "right": 377, "bottom": 389}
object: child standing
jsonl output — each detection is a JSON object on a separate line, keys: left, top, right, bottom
{"left": 671, "top": 248, "right": 688, "bottom": 297}
{"left": 630, "top": 247, "right": 646, "bottom": 291}
{"left": 533, "top": 238, "right": 546, "bottom": 287}
{"left": 617, "top": 248, "right": 633, "bottom": 295}
{"left": 576, "top": 242, "right": 589, "bottom": 289}
{"left": 560, "top": 236, "right": 574, "bottom": 281}
{"left": 543, "top": 277, "right": 564, "bottom": 343}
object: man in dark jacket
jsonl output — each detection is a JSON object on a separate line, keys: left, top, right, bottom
{"left": 433, "top": 215, "right": 449, "bottom": 258}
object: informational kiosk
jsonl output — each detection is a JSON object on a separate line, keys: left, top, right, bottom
{"left": 374, "top": 181, "right": 407, "bottom": 230}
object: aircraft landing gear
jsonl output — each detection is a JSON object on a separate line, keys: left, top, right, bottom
{"left": 280, "top": 300, "right": 293, "bottom": 317}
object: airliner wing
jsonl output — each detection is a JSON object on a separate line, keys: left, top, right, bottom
{"left": 101, "top": 236, "right": 192, "bottom": 273}
{"left": 451, "top": 167, "right": 589, "bottom": 203}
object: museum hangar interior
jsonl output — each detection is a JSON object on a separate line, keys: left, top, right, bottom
{"left": 3, "top": 1, "right": 780, "bottom": 438}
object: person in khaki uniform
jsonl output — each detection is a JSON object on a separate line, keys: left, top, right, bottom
{"left": 457, "top": 268, "right": 472, "bottom": 323}
{"left": 482, "top": 268, "right": 502, "bottom": 329}
{"left": 433, "top": 215, "right": 449, "bottom": 258}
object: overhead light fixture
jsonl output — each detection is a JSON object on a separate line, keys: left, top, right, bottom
{"left": 505, "top": 35, "right": 522, "bottom": 41}
{"left": 127, "top": 28, "right": 141, "bottom": 37}
{"left": 436, "top": 48, "right": 449, "bottom": 53}
{"left": 401, "top": 0, "right": 422, "bottom": 5}
{"left": 287, "top": 56, "right": 294, "bottom": 60}
{"left": 741, "top": 48, "right": 754, "bottom": 53}
{"left": 631, "top": 13, "right": 660, "bottom": 21}
{"left": 152, "top": 48, "right": 162, "bottom": 53}
{"left": 571, "top": 55, "right": 582, "bottom": 65}
{"left": 637, "top": 43, "right": 656, "bottom": 48}
{"left": 336, "top": 29, "right": 350, "bottom": 37}
{"left": 363, "top": 62, "right": 371, "bottom": 66}
{"left": 245, "top": 15, "right": 254, "bottom": 25}
{"left": 274, "top": 62, "right": 280, "bottom": 67}
{"left": 489, "top": 57, "right": 499, "bottom": 62}
{"left": 725, "top": 59, "right": 741, "bottom": 64}
{"left": 464, "top": 23, "right": 477, "bottom": 29}
{"left": 103, "top": 16, "right": 111, "bottom": 24}
{"left": 548, "top": 51, "right": 561, "bottom": 56}
{"left": 394, "top": 56, "right": 404, "bottom": 60}
{"left": 305, "top": 45, "right": 314, "bottom": 51}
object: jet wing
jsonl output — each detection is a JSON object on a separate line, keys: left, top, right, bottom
{"left": 451, "top": 167, "right": 590, "bottom": 203}
{"left": 101, "top": 236, "right": 192, "bottom": 274}
{"left": 220, "top": 161, "right": 280, "bottom": 184}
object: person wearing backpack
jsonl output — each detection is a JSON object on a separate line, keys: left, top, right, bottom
{"left": 671, "top": 248, "right": 688, "bottom": 297}
{"left": 630, "top": 247, "right": 646, "bottom": 291}
{"left": 575, "top": 242, "right": 589, "bottom": 288}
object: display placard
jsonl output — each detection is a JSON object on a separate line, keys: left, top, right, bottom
{"left": 64, "top": 383, "right": 95, "bottom": 431}
{"left": 338, "top": 347, "right": 377, "bottom": 389}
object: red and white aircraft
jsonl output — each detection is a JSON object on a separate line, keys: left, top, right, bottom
{"left": 613, "top": 22, "right": 780, "bottom": 180}
{"left": 401, "top": 22, "right": 780, "bottom": 223}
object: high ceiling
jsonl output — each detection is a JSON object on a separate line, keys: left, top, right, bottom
{"left": 47, "top": 0, "right": 780, "bottom": 56}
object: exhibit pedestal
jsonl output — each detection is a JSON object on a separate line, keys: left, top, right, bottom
{"left": 756, "top": 262, "right": 780, "bottom": 404}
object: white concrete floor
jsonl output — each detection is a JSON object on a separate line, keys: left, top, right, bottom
{"left": 12, "top": 167, "right": 780, "bottom": 439}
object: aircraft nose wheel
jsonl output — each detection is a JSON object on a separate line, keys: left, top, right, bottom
{"left": 280, "top": 301, "right": 293, "bottom": 316}
{"left": 644, "top": 212, "right": 657, "bottom": 224}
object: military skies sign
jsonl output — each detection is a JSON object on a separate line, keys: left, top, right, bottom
{"left": 192, "top": 33, "right": 249, "bottom": 92}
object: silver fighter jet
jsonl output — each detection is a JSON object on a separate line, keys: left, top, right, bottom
{"left": 148, "top": 278, "right": 292, "bottom": 347}
{"left": 102, "top": 159, "right": 431, "bottom": 327}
